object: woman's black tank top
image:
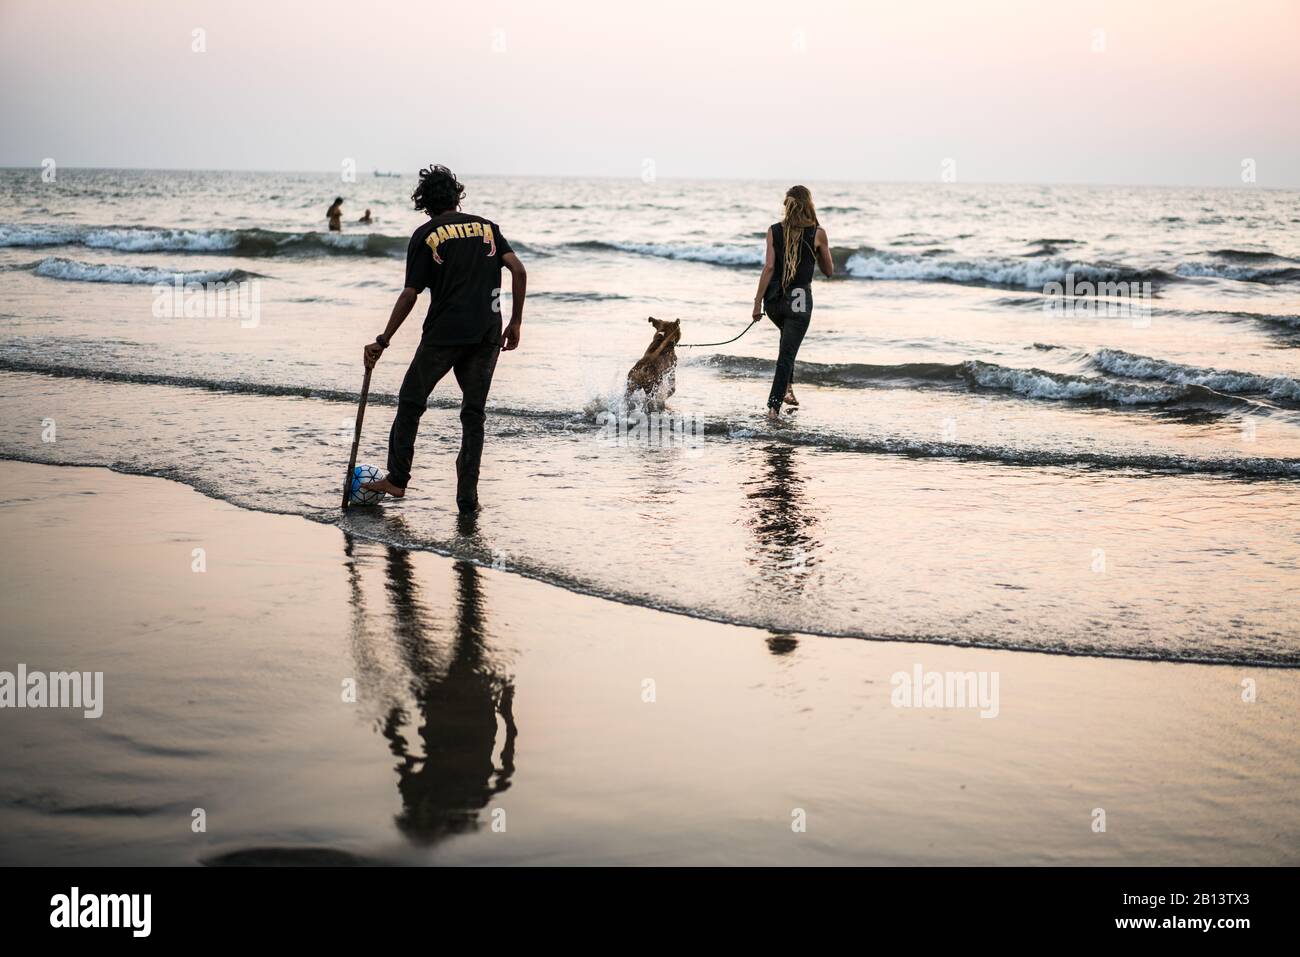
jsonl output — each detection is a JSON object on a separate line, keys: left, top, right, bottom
{"left": 765, "top": 221, "right": 817, "bottom": 302}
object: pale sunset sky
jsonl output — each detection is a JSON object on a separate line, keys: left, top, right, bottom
{"left": 1, "top": 0, "right": 1297, "bottom": 185}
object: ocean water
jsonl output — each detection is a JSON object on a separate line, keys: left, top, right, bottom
{"left": 2, "top": 168, "right": 1299, "bottom": 664}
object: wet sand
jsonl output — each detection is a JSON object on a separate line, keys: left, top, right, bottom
{"left": 0, "top": 460, "right": 1296, "bottom": 865}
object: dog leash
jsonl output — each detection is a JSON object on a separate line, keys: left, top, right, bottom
{"left": 679, "top": 317, "right": 762, "bottom": 349}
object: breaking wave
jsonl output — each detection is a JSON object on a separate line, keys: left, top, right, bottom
{"left": 562, "top": 238, "right": 1172, "bottom": 291}
{"left": 1175, "top": 261, "right": 1300, "bottom": 283}
{"left": 840, "top": 248, "right": 1167, "bottom": 289}
{"left": 0, "top": 223, "right": 408, "bottom": 257}
{"left": 32, "top": 257, "right": 261, "bottom": 285}
{"left": 1208, "top": 248, "right": 1291, "bottom": 263}
{"left": 567, "top": 239, "right": 763, "bottom": 267}
{"left": 4, "top": 358, "right": 1296, "bottom": 482}
{"left": 697, "top": 354, "right": 1253, "bottom": 407}
{"left": 1090, "top": 349, "right": 1300, "bottom": 403}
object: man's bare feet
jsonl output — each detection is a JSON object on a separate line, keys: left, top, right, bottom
{"left": 766, "top": 406, "right": 781, "bottom": 421}
{"left": 361, "top": 477, "right": 405, "bottom": 498}
{"left": 784, "top": 387, "right": 799, "bottom": 407}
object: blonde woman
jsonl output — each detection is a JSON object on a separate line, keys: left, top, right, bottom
{"left": 752, "top": 185, "right": 833, "bottom": 418}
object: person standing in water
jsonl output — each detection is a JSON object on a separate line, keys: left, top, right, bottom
{"left": 361, "top": 165, "right": 527, "bottom": 513}
{"left": 358, "top": 208, "right": 374, "bottom": 225}
{"left": 751, "top": 185, "right": 833, "bottom": 418}
{"left": 326, "top": 197, "right": 344, "bottom": 231}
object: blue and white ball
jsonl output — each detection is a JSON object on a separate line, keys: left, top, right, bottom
{"left": 349, "top": 464, "right": 388, "bottom": 505}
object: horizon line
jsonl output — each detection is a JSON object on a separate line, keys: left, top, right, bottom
{"left": 1, "top": 166, "right": 1295, "bottom": 192}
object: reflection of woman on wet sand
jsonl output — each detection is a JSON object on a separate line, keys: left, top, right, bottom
{"left": 745, "top": 444, "right": 819, "bottom": 574}
{"left": 346, "top": 534, "right": 516, "bottom": 845}
{"left": 744, "top": 444, "right": 822, "bottom": 654}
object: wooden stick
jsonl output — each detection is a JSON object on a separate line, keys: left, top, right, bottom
{"left": 342, "top": 364, "right": 374, "bottom": 509}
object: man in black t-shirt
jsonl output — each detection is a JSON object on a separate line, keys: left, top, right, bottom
{"left": 361, "top": 165, "right": 527, "bottom": 513}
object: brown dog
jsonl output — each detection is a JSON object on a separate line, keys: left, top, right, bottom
{"left": 625, "top": 317, "right": 681, "bottom": 408}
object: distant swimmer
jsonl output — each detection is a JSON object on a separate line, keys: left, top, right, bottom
{"left": 358, "top": 209, "right": 373, "bottom": 225}
{"left": 327, "top": 197, "right": 344, "bottom": 232}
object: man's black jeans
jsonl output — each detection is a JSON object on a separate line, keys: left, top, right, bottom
{"left": 765, "top": 285, "right": 812, "bottom": 410}
{"left": 386, "top": 332, "right": 500, "bottom": 509}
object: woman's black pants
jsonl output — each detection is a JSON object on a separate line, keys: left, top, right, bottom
{"left": 765, "top": 286, "right": 812, "bottom": 410}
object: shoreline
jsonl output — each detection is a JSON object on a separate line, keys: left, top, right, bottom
{"left": 4, "top": 452, "right": 1297, "bottom": 671}
{"left": 1, "top": 460, "right": 1296, "bottom": 865}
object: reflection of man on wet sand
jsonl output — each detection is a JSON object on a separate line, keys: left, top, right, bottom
{"left": 379, "top": 546, "right": 517, "bottom": 844}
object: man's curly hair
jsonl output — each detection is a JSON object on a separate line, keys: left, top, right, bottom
{"left": 411, "top": 164, "right": 465, "bottom": 215}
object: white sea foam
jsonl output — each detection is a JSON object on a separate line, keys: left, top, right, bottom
{"left": 602, "top": 241, "right": 764, "bottom": 266}
{"left": 33, "top": 257, "right": 249, "bottom": 285}
{"left": 960, "top": 360, "right": 1182, "bottom": 404}
{"left": 0, "top": 224, "right": 83, "bottom": 247}
{"left": 81, "top": 227, "right": 241, "bottom": 252}
{"left": 0, "top": 224, "right": 244, "bottom": 252}
{"left": 0, "top": 223, "right": 404, "bottom": 256}
{"left": 1175, "top": 261, "right": 1299, "bottom": 282}
{"left": 1093, "top": 349, "right": 1300, "bottom": 401}
{"left": 844, "top": 253, "right": 1144, "bottom": 289}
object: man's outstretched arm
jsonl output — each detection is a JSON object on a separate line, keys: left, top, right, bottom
{"left": 501, "top": 252, "right": 526, "bottom": 352}
{"left": 363, "top": 287, "right": 419, "bottom": 368}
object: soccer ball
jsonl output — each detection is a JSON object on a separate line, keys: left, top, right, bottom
{"left": 349, "top": 464, "right": 388, "bottom": 505}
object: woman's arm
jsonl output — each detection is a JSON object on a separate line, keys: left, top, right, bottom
{"left": 815, "top": 227, "right": 833, "bottom": 278}
{"left": 753, "top": 227, "right": 776, "bottom": 320}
